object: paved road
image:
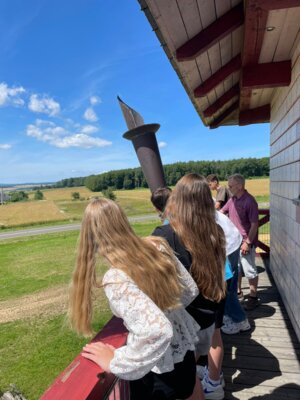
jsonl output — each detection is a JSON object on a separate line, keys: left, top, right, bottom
{"left": 0, "top": 204, "right": 269, "bottom": 241}
{"left": 0, "top": 214, "right": 159, "bottom": 241}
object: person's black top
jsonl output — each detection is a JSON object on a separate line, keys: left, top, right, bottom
{"left": 152, "top": 224, "right": 219, "bottom": 329}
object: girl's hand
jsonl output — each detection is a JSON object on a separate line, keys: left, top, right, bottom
{"left": 81, "top": 342, "right": 116, "bottom": 372}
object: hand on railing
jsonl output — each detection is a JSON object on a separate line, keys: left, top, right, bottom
{"left": 82, "top": 342, "right": 116, "bottom": 372}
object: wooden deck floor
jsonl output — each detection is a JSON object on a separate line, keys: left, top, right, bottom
{"left": 222, "top": 256, "right": 300, "bottom": 399}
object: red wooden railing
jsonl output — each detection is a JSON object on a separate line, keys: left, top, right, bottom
{"left": 257, "top": 208, "right": 270, "bottom": 255}
{"left": 40, "top": 317, "right": 129, "bottom": 400}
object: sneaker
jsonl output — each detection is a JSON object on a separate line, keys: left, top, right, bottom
{"left": 201, "top": 376, "right": 224, "bottom": 400}
{"left": 243, "top": 296, "right": 259, "bottom": 311}
{"left": 223, "top": 315, "right": 232, "bottom": 325}
{"left": 197, "top": 365, "right": 225, "bottom": 388}
{"left": 221, "top": 318, "right": 251, "bottom": 335}
{"left": 196, "top": 365, "right": 207, "bottom": 380}
{"left": 237, "top": 291, "right": 244, "bottom": 301}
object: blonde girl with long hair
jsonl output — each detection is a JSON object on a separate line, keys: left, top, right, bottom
{"left": 69, "top": 198, "right": 205, "bottom": 400}
{"left": 166, "top": 173, "right": 226, "bottom": 302}
{"left": 153, "top": 173, "right": 228, "bottom": 399}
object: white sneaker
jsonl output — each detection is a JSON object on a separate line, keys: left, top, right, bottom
{"left": 223, "top": 315, "right": 232, "bottom": 325}
{"left": 221, "top": 318, "right": 251, "bottom": 335}
{"left": 196, "top": 365, "right": 207, "bottom": 380}
{"left": 197, "top": 366, "right": 225, "bottom": 388}
{"left": 201, "top": 376, "right": 224, "bottom": 400}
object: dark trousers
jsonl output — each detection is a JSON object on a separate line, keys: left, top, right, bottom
{"left": 129, "top": 350, "right": 196, "bottom": 400}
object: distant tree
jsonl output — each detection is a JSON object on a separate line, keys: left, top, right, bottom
{"left": 10, "top": 191, "right": 29, "bottom": 202}
{"left": 63, "top": 157, "right": 269, "bottom": 192}
{"left": 34, "top": 190, "right": 44, "bottom": 200}
{"left": 71, "top": 192, "right": 80, "bottom": 200}
{"left": 54, "top": 176, "right": 86, "bottom": 188}
{"left": 102, "top": 188, "right": 116, "bottom": 201}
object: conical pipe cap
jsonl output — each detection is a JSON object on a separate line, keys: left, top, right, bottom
{"left": 123, "top": 124, "right": 166, "bottom": 193}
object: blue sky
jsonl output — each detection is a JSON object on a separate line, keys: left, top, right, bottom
{"left": 0, "top": 0, "right": 270, "bottom": 184}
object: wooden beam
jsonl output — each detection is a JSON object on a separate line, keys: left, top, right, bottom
{"left": 243, "top": 2, "right": 268, "bottom": 67}
{"left": 250, "top": 0, "right": 300, "bottom": 10}
{"left": 176, "top": 3, "right": 244, "bottom": 61}
{"left": 242, "top": 61, "right": 291, "bottom": 89}
{"left": 239, "top": 104, "right": 270, "bottom": 125}
{"left": 203, "top": 84, "right": 240, "bottom": 117}
{"left": 210, "top": 101, "right": 239, "bottom": 129}
{"left": 239, "top": 1, "right": 269, "bottom": 111}
{"left": 194, "top": 55, "right": 241, "bottom": 97}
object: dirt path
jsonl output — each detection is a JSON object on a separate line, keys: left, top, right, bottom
{"left": 0, "top": 286, "right": 69, "bottom": 323}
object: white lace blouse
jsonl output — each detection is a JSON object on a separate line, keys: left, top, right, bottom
{"left": 102, "top": 258, "right": 200, "bottom": 381}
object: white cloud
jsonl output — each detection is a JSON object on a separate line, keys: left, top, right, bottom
{"left": 51, "top": 134, "right": 110, "bottom": 148}
{"left": 26, "top": 120, "right": 111, "bottom": 149}
{"left": 158, "top": 141, "right": 167, "bottom": 148}
{"left": 0, "top": 143, "right": 11, "bottom": 150}
{"left": 90, "top": 95, "right": 101, "bottom": 105}
{"left": 0, "top": 82, "right": 25, "bottom": 107}
{"left": 28, "top": 94, "right": 60, "bottom": 116}
{"left": 81, "top": 125, "right": 99, "bottom": 134}
{"left": 83, "top": 107, "right": 98, "bottom": 122}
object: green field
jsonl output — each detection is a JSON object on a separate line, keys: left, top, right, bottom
{"left": 0, "top": 220, "right": 158, "bottom": 400}
{"left": 0, "top": 180, "right": 269, "bottom": 229}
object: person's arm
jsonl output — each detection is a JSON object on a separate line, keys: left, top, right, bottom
{"left": 215, "top": 187, "right": 226, "bottom": 210}
{"left": 82, "top": 269, "right": 173, "bottom": 380}
{"left": 241, "top": 199, "right": 259, "bottom": 254}
{"left": 241, "top": 222, "right": 258, "bottom": 255}
{"left": 220, "top": 200, "right": 229, "bottom": 214}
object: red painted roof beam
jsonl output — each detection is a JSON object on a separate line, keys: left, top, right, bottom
{"left": 209, "top": 101, "right": 239, "bottom": 129}
{"left": 239, "top": 104, "right": 270, "bottom": 126}
{"left": 176, "top": 3, "right": 244, "bottom": 61}
{"left": 250, "top": 0, "right": 300, "bottom": 11}
{"left": 242, "top": 61, "right": 291, "bottom": 89}
{"left": 194, "top": 54, "right": 241, "bottom": 97}
{"left": 203, "top": 84, "right": 240, "bottom": 117}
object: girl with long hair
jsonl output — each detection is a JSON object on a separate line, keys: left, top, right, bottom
{"left": 69, "top": 198, "right": 204, "bottom": 400}
{"left": 153, "top": 173, "right": 231, "bottom": 400}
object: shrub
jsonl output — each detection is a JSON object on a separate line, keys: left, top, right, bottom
{"left": 71, "top": 192, "right": 80, "bottom": 200}
{"left": 10, "top": 191, "right": 28, "bottom": 202}
{"left": 102, "top": 188, "right": 116, "bottom": 201}
{"left": 34, "top": 190, "right": 44, "bottom": 200}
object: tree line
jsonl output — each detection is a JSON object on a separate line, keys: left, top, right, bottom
{"left": 54, "top": 157, "right": 269, "bottom": 192}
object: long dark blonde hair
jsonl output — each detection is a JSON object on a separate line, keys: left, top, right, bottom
{"left": 166, "top": 173, "right": 226, "bottom": 302}
{"left": 69, "top": 198, "right": 182, "bottom": 335}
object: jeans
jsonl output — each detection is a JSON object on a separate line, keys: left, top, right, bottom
{"left": 225, "top": 248, "right": 247, "bottom": 323}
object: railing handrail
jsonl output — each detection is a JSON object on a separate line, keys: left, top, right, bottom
{"left": 257, "top": 208, "right": 270, "bottom": 255}
{"left": 40, "top": 317, "right": 128, "bottom": 400}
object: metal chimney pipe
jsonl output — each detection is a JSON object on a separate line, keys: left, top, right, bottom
{"left": 118, "top": 97, "right": 166, "bottom": 193}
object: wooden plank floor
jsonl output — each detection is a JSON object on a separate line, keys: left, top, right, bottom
{"left": 222, "top": 256, "right": 300, "bottom": 400}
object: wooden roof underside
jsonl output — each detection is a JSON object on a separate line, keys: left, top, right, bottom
{"left": 138, "top": 0, "right": 300, "bottom": 128}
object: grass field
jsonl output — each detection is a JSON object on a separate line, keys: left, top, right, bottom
{"left": 0, "top": 179, "right": 269, "bottom": 229}
{"left": 0, "top": 220, "right": 159, "bottom": 399}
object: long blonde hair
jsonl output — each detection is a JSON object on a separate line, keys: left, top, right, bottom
{"left": 166, "top": 173, "right": 226, "bottom": 302}
{"left": 69, "top": 198, "right": 182, "bottom": 336}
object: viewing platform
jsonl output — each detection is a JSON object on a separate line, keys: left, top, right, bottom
{"left": 41, "top": 210, "right": 300, "bottom": 399}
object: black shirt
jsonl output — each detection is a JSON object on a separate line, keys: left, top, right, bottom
{"left": 152, "top": 224, "right": 219, "bottom": 329}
